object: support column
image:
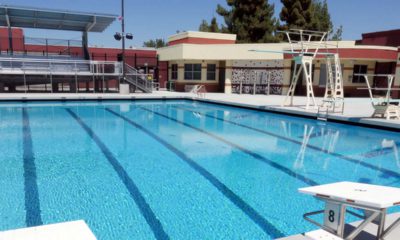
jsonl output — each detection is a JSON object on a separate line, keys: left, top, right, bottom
{"left": 7, "top": 27, "right": 13, "bottom": 55}
{"left": 224, "top": 60, "right": 233, "bottom": 94}
{"left": 82, "top": 31, "right": 90, "bottom": 60}
{"left": 52, "top": 82, "right": 58, "bottom": 92}
{"left": 394, "top": 49, "right": 400, "bottom": 98}
{"left": 0, "top": 82, "right": 5, "bottom": 93}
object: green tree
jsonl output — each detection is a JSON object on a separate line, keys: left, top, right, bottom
{"left": 209, "top": 17, "right": 220, "bottom": 33}
{"left": 330, "top": 25, "right": 343, "bottom": 40}
{"left": 216, "top": 0, "right": 278, "bottom": 43}
{"left": 198, "top": 17, "right": 220, "bottom": 32}
{"left": 279, "top": 0, "right": 314, "bottom": 31}
{"left": 199, "top": 20, "right": 210, "bottom": 32}
{"left": 310, "top": 0, "right": 332, "bottom": 32}
{"left": 143, "top": 38, "right": 167, "bottom": 48}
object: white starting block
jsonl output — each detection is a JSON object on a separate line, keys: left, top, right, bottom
{"left": 299, "top": 182, "right": 400, "bottom": 240}
{"left": 0, "top": 220, "right": 96, "bottom": 240}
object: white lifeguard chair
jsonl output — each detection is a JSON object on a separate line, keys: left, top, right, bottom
{"left": 356, "top": 74, "right": 400, "bottom": 120}
{"left": 189, "top": 84, "right": 206, "bottom": 98}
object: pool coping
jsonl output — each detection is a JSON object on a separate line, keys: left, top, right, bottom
{"left": 0, "top": 94, "right": 399, "bottom": 132}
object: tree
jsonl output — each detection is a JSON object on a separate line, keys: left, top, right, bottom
{"left": 199, "top": 20, "right": 210, "bottom": 32}
{"left": 143, "top": 39, "right": 167, "bottom": 48}
{"left": 209, "top": 17, "right": 220, "bottom": 33}
{"left": 279, "top": 0, "right": 314, "bottom": 31}
{"left": 216, "top": 0, "right": 278, "bottom": 43}
{"left": 310, "top": 0, "right": 332, "bottom": 32}
{"left": 330, "top": 25, "right": 343, "bottom": 41}
{"left": 280, "top": 0, "right": 337, "bottom": 40}
{"left": 198, "top": 17, "right": 220, "bottom": 33}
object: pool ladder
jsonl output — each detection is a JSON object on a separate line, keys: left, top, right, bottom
{"left": 317, "top": 105, "right": 329, "bottom": 121}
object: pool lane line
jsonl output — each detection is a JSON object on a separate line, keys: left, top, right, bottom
{"left": 65, "top": 108, "right": 170, "bottom": 240}
{"left": 173, "top": 106, "right": 400, "bottom": 179}
{"left": 105, "top": 107, "right": 285, "bottom": 239}
{"left": 362, "top": 141, "right": 400, "bottom": 158}
{"left": 22, "top": 108, "right": 43, "bottom": 227}
{"left": 136, "top": 106, "right": 318, "bottom": 187}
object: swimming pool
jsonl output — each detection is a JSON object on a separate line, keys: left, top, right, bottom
{"left": 0, "top": 99, "right": 399, "bottom": 239}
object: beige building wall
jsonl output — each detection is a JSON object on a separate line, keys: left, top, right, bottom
{"left": 225, "top": 60, "right": 233, "bottom": 94}
{"left": 168, "top": 60, "right": 220, "bottom": 92}
{"left": 281, "top": 58, "right": 378, "bottom": 96}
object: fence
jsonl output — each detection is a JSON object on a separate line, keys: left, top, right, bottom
{"left": 0, "top": 36, "right": 83, "bottom": 57}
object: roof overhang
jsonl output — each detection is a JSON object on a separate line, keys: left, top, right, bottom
{"left": 158, "top": 41, "right": 398, "bottom": 62}
{"left": 0, "top": 5, "right": 117, "bottom": 32}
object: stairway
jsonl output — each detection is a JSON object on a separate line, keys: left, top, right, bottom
{"left": 124, "top": 64, "right": 153, "bottom": 93}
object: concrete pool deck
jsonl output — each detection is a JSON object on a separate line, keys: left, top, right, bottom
{"left": 0, "top": 91, "right": 399, "bottom": 131}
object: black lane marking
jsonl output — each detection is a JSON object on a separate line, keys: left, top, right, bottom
{"left": 22, "top": 108, "right": 43, "bottom": 227}
{"left": 65, "top": 108, "right": 169, "bottom": 240}
{"left": 362, "top": 142, "right": 400, "bottom": 158}
{"left": 173, "top": 106, "right": 400, "bottom": 179}
{"left": 137, "top": 107, "right": 318, "bottom": 186}
{"left": 105, "top": 107, "right": 285, "bottom": 238}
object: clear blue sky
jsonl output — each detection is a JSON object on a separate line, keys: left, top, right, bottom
{"left": 3, "top": 0, "right": 400, "bottom": 48}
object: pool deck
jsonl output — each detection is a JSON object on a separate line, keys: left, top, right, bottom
{"left": 0, "top": 91, "right": 399, "bottom": 131}
{"left": 0, "top": 220, "right": 96, "bottom": 240}
{"left": 278, "top": 213, "right": 400, "bottom": 240}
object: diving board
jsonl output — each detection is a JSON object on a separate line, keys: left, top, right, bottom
{"left": 250, "top": 29, "right": 344, "bottom": 110}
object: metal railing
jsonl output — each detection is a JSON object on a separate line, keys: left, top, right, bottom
{"left": 0, "top": 57, "right": 122, "bottom": 76}
{"left": 124, "top": 63, "right": 153, "bottom": 93}
{"left": 0, "top": 57, "right": 158, "bottom": 94}
{"left": 1, "top": 36, "right": 83, "bottom": 57}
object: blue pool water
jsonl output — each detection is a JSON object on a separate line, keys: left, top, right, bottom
{"left": 0, "top": 100, "right": 399, "bottom": 239}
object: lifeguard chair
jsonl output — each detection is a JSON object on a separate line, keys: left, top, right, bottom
{"left": 356, "top": 74, "right": 400, "bottom": 120}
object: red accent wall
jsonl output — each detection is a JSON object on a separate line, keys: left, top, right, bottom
{"left": 359, "top": 29, "right": 400, "bottom": 47}
{"left": 158, "top": 61, "right": 168, "bottom": 88}
{"left": 0, "top": 27, "right": 24, "bottom": 51}
{"left": 24, "top": 45, "right": 84, "bottom": 56}
{"left": 168, "top": 37, "right": 235, "bottom": 46}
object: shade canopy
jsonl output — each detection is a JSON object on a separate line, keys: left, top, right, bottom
{"left": 0, "top": 5, "right": 117, "bottom": 32}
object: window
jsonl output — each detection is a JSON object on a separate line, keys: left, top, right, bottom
{"left": 207, "top": 64, "right": 216, "bottom": 80}
{"left": 352, "top": 65, "right": 368, "bottom": 83}
{"left": 171, "top": 64, "right": 178, "bottom": 80}
{"left": 184, "top": 64, "right": 202, "bottom": 80}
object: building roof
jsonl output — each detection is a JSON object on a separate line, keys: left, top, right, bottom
{"left": 158, "top": 41, "right": 398, "bottom": 61}
{"left": 0, "top": 5, "right": 117, "bottom": 32}
{"left": 168, "top": 31, "right": 237, "bottom": 42}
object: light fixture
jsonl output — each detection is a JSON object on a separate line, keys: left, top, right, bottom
{"left": 126, "top": 33, "right": 133, "bottom": 40}
{"left": 114, "top": 32, "right": 122, "bottom": 41}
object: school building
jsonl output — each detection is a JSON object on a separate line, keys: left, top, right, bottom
{"left": 158, "top": 30, "right": 400, "bottom": 98}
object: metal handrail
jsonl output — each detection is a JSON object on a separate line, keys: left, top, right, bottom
{"left": 0, "top": 57, "right": 118, "bottom": 65}
{"left": 0, "top": 57, "right": 122, "bottom": 76}
{"left": 124, "top": 63, "right": 153, "bottom": 93}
